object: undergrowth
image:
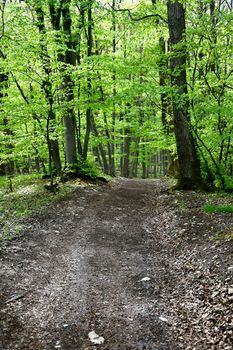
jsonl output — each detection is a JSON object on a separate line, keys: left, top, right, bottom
{"left": 0, "top": 173, "right": 39, "bottom": 193}
{"left": 203, "top": 203, "right": 233, "bottom": 213}
{"left": 211, "top": 228, "right": 233, "bottom": 242}
{"left": 63, "top": 160, "right": 105, "bottom": 181}
{"left": 0, "top": 177, "right": 82, "bottom": 241}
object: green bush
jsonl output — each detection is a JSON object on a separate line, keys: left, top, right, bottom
{"left": 63, "top": 160, "right": 104, "bottom": 181}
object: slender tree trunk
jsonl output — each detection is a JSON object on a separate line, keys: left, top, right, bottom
{"left": 76, "top": 3, "right": 85, "bottom": 158}
{"left": 129, "top": 140, "right": 139, "bottom": 178}
{"left": 142, "top": 142, "right": 147, "bottom": 179}
{"left": 109, "top": 0, "right": 117, "bottom": 176}
{"left": 83, "top": 1, "right": 93, "bottom": 160}
{"left": 93, "top": 147, "right": 103, "bottom": 169}
{"left": 0, "top": 59, "right": 14, "bottom": 177}
{"left": 35, "top": 5, "right": 61, "bottom": 174}
{"left": 121, "top": 130, "right": 131, "bottom": 178}
{"left": 158, "top": 37, "right": 172, "bottom": 133}
{"left": 96, "top": 72, "right": 113, "bottom": 175}
{"left": 167, "top": 0, "right": 203, "bottom": 190}
{"left": 121, "top": 106, "right": 131, "bottom": 178}
{"left": 61, "top": 0, "right": 77, "bottom": 164}
{"left": 103, "top": 112, "right": 113, "bottom": 175}
{"left": 92, "top": 115, "right": 109, "bottom": 173}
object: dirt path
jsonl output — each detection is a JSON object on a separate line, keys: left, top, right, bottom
{"left": 0, "top": 179, "right": 232, "bottom": 350}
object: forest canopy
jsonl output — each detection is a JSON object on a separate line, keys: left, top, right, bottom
{"left": 0, "top": 0, "right": 232, "bottom": 190}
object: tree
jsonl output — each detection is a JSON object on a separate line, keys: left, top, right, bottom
{"left": 34, "top": 2, "right": 62, "bottom": 175}
{"left": 60, "top": 0, "right": 78, "bottom": 165}
{"left": 167, "top": 0, "right": 203, "bottom": 189}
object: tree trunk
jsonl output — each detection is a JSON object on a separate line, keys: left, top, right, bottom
{"left": 96, "top": 72, "right": 114, "bottom": 176}
{"left": 35, "top": 4, "right": 62, "bottom": 174}
{"left": 158, "top": 37, "right": 172, "bottom": 134}
{"left": 83, "top": 1, "right": 93, "bottom": 160}
{"left": 121, "top": 129, "right": 131, "bottom": 178}
{"left": 61, "top": 0, "right": 77, "bottom": 164}
{"left": 167, "top": 0, "right": 203, "bottom": 190}
{"left": 142, "top": 143, "right": 147, "bottom": 179}
{"left": 129, "top": 140, "right": 139, "bottom": 178}
{"left": 110, "top": 0, "right": 117, "bottom": 177}
{"left": 49, "top": 0, "right": 77, "bottom": 165}
{"left": 0, "top": 63, "right": 14, "bottom": 176}
{"left": 92, "top": 115, "right": 109, "bottom": 173}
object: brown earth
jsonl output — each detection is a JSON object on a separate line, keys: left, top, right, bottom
{"left": 0, "top": 178, "right": 232, "bottom": 350}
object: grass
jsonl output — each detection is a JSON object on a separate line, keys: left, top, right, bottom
{"left": 203, "top": 203, "right": 233, "bottom": 213}
{"left": 211, "top": 228, "right": 233, "bottom": 242}
{"left": 0, "top": 174, "right": 84, "bottom": 241}
{"left": 0, "top": 173, "right": 39, "bottom": 193}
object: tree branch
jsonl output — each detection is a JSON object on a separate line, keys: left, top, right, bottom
{"left": 111, "top": 7, "right": 168, "bottom": 24}
{"left": 11, "top": 74, "right": 29, "bottom": 104}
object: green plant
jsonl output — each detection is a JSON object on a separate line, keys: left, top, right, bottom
{"left": 63, "top": 160, "right": 104, "bottom": 181}
{"left": 0, "top": 174, "right": 40, "bottom": 193}
{"left": 210, "top": 228, "right": 233, "bottom": 242}
{"left": 1, "top": 223, "right": 21, "bottom": 241}
{"left": 0, "top": 180, "right": 78, "bottom": 241}
{"left": 203, "top": 203, "right": 233, "bottom": 214}
{"left": 178, "top": 199, "right": 187, "bottom": 210}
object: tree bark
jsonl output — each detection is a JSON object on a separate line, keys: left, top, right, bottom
{"left": 121, "top": 128, "right": 131, "bottom": 178}
{"left": 61, "top": 0, "right": 77, "bottom": 164}
{"left": 167, "top": 0, "right": 203, "bottom": 189}
{"left": 34, "top": 4, "right": 62, "bottom": 174}
{"left": 0, "top": 57, "right": 14, "bottom": 176}
{"left": 92, "top": 115, "right": 109, "bottom": 174}
{"left": 49, "top": 0, "right": 77, "bottom": 165}
{"left": 110, "top": 0, "right": 117, "bottom": 176}
{"left": 83, "top": 1, "right": 93, "bottom": 160}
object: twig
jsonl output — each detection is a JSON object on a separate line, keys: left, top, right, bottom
{"left": 5, "top": 293, "right": 25, "bottom": 304}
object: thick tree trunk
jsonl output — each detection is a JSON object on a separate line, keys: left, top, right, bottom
{"left": 63, "top": 102, "right": 77, "bottom": 165}
{"left": 167, "top": 0, "right": 203, "bottom": 189}
{"left": 49, "top": 0, "right": 77, "bottom": 165}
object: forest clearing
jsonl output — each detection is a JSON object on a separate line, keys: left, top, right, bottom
{"left": 0, "top": 178, "right": 233, "bottom": 349}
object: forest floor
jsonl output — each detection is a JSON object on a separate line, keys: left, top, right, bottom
{"left": 0, "top": 178, "right": 232, "bottom": 350}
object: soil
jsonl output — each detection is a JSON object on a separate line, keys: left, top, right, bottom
{"left": 0, "top": 178, "right": 232, "bottom": 350}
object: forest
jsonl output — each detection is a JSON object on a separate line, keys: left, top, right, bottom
{"left": 0, "top": 0, "right": 233, "bottom": 191}
{"left": 0, "top": 2, "right": 233, "bottom": 348}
